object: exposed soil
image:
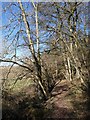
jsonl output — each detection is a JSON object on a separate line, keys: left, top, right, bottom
{"left": 2, "top": 80, "right": 90, "bottom": 120}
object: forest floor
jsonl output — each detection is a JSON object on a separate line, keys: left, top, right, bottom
{"left": 2, "top": 79, "right": 90, "bottom": 120}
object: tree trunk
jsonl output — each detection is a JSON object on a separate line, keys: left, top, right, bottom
{"left": 18, "top": 0, "right": 47, "bottom": 99}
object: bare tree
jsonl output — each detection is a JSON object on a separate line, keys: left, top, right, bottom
{"left": 0, "top": 2, "right": 89, "bottom": 100}
{"left": 0, "top": 1, "right": 49, "bottom": 99}
{"left": 37, "top": 2, "right": 89, "bottom": 88}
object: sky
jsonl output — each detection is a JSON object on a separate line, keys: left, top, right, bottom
{"left": 0, "top": 2, "right": 89, "bottom": 66}
{"left": 1, "top": 2, "right": 49, "bottom": 59}
{"left": 0, "top": 2, "right": 2, "bottom": 56}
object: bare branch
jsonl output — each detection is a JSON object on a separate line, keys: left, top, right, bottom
{"left": 0, "top": 59, "right": 33, "bottom": 72}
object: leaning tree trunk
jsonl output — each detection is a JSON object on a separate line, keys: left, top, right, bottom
{"left": 18, "top": 0, "right": 47, "bottom": 99}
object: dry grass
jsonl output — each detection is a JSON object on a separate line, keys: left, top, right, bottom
{"left": 1, "top": 66, "right": 90, "bottom": 119}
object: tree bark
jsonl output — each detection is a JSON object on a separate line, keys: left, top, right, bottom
{"left": 18, "top": 0, "right": 47, "bottom": 99}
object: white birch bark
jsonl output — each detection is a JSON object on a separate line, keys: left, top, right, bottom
{"left": 18, "top": 0, "right": 47, "bottom": 99}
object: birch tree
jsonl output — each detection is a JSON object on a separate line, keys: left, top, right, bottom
{"left": 0, "top": 2, "right": 89, "bottom": 100}
{"left": 0, "top": 1, "right": 49, "bottom": 99}
{"left": 37, "top": 2, "right": 89, "bottom": 88}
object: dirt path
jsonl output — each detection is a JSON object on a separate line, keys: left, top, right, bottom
{"left": 44, "top": 80, "right": 79, "bottom": 119}
{"left": 2, "top": 80, "right": 89, "bottom": 119}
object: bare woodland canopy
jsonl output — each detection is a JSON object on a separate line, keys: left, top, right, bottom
{"left": 0, "top": 2, "right": 90, "bottom": 99}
